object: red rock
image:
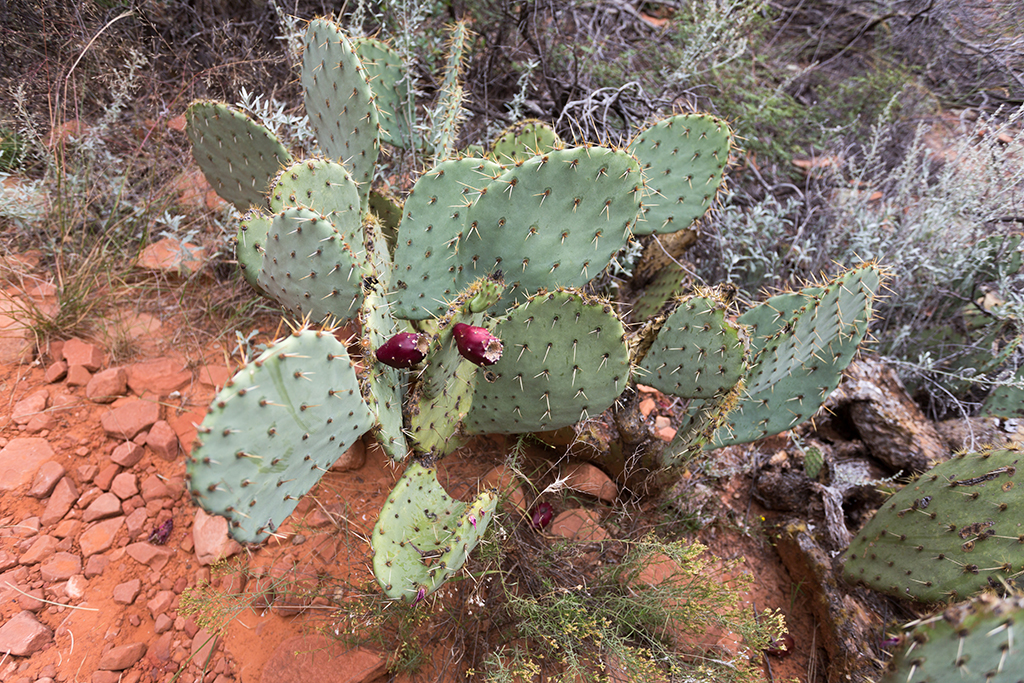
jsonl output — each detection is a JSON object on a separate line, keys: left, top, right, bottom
{"left": 125, "top": 542, "right": 173, "bottom": 570}
{"left": 39, "top": 551, "right": 81, "bottom": 582}
{"left": 198, "top": 365, "right": 232, "bottom": 389}
{"left": 110, "top": 441, "right": 144, "bottom": 467}
{"left": 97, "top": 641, "right": 146, "bottom": 670}
{"left": 84, "top": 554, "right": 109, "bottom": 578}
{"left": 549, "top": 508, "right": 611, "bottom": 542}
{"left": 0, "top": 301, "right": 34, "bottom": 365}
{"left": 152, "top": 631, "right": 173, "bottom": 662}
{"left": 0, "top": 551, "right": 15, "bottom": 572}
{"left": 12, "top": 389, "right": 48, "bottom": 425}
{"left": 146, "top": 420, "right": 179, "bottom": 461}
{"left": 44, "top": 360, "right": 68, "bottom": 383}
{"left": 83, "top": 492, "right": 123, "bottom": 522}
{"left": 100, "top": 400, "right": 161, "bottom": 439}
{"left": 125, "top": 358, "right": 192, "bottom": 397}
{"left": 62, "top": 338, "right": 104, "bottom": 371}
{"left": 16, "top": 587, "right": 44, "bottom": 611}
{"left": 167, "top": 407, "right": 206, "bottom": 455}
{"left": 93, "top": 671, "right": 121, "bottom": 683}
{"left": 25, "top": 412, "right": 56, "bottom": 433}
{"left": 66, "top": 364, "right": 92, "bottom": 386}
{"left": 137, "top": 237, "right": 205, "bottom": 274}
{"left": 0, "top": 438, "right": 55, "bottom": 492}
{"left": 52, "top": 519, "right": 80, "bottom": 539}
{"left": 192, "top": 509, "right": 241, "bottom": 565}
{"left": 639, "top": 397, "right": 657, "bottom": 417}
{"left": 139, "top": 474, "right": 172, "bottom": 501}
{"left": 124, "top": 508, "right": 148, "bottom": 538}
{"left": 28, "top": 461, "right": 65, "bottom": 498}
{"left": 481, "top": 465, "right": 528, "bottom": 511}
{"left": 563, "top": 462, "right": 618, "bottom": 503}
{"left": 259, "top": 637, "right": 385, "bottom": 683}
{"left": 191, "top": 628, "right": 218, "bottom": 668}
{"left": 110, "top": 472, "right": 138, "bottom": 500}
{"left": 93, "top": 463, "right": 119, "bottom": 491}
{"left": 154, "top": 613, "right": 173, "bottom": 633}
{"left": 113, "top": 581, "right": 141, "bottom": 606}
{"left": 330, "top": 438, "right": 365, "bottom": 472}
{"left": 85, "top": 367, "right": 127, "bottom": 403}
{"left": 79, "top": 517, "right": 124, "bottom": 557}
{"left": 0, "top": 611, "right": 53, "bottom": 656}
{"left": 19, "top": 535, "right": 58, "bottom": 565}
{"left": 66, "top": 573, "right": 87, "bottom": 600}
{"left": 146, "top": 589, "right": 175, "bottom": 618}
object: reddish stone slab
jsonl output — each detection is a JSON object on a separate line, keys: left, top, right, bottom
{"left": 0, "top": 438, "right": 55, "bottom": 492}
{"left": 100, "top": 400, "right": 160, "bottom": 439}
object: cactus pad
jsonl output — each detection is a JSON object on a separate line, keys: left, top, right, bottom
{"left": 639, "top": 294, "right": 745, "bottom": 399}
{"left": 256, "top": 207, "right": 365, "bottom": 324}
{"left": 187, "top": 328, "right": 374, "bottom": 543}
{"left": 360, "top": 284, "right": 409, "bottom": 461}
{"left": 628, "top": 113, "right": 731, "bottom": 235}
{"left": 301, "top": 18, "right": 380, "bottom": 210}
{"left": 883, "top": 594, "right": 1024, "bottom": 683}
{"left": 352, "top": 37, "right": 415, "bottom": 149}
{"left": 391, "top": 157, "right": 504, "bottom": 320}
{"left": 843, "top": 446, "right": 1024, "bottom": 603}
{"left": 372, "top": 461, "right": 497, "bottom": 602}
{"left": 186, "top": 100, "right": 292, "bottom": 212}
{"left": 465, "top": 288, "right": 631, "bottom": 433}
{"left": 712, "top": 264, "right": 881, "bottom": 447}
{"left": 461, "top": 146, "right": 643, "bottom": 309}
{"left": 235, "top": 210, "right": 272, "bottom": 294}
{"left": 488, "top": 119, "right": 563, "bottom": 164}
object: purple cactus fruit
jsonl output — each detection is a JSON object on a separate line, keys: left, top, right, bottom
{"left": 375, "top": 332, "right": 429, "bottom": 369}
{"left": 530, "top": 502, "right": 554, "bottom": 529}
{"left": 453, "top": 323, "right": 503, "bottom": 366}
{"left": 148, "top": 519, "right": 173, "bottom": 545}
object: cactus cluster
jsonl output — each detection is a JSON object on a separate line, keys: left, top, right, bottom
{"left": 183, "top": 15, "right": 883, "bottom": 603}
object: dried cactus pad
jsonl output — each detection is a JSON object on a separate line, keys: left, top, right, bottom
{"left": 187, "top": 328, "right": 374, "bottom": 543}
{"left": 843, "top": 446, "right": 1024, "bottom": 603}
{"left": 372, "top": 461, "right": 497, "bottom": 602}
{"left": 465, "top": 289, "right": 631, "bottom": 434}
{"left": 186, "top": 100, "right": 292, "bottom": 212}
{"left": 628, "top": 113, "right": 731, "bottom": 235}
{"left": 884, "top": 594, "right": 1024, "bottom": 683}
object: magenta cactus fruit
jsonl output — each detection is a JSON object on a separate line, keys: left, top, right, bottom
{"left": 375, "top": 332, "right": 429, "bottom": 369}
{"left": 453, "top": 323, "right": 503, "bottom": 366}
{"left": 530, "top": 502, "right": 554, "bottom": 529}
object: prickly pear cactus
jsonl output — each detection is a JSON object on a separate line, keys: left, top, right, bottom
{"left": 843, "top": 446, "right": 1024, "bottom": 603}
{"left": 390, "top": 157, "right": 504, "bottom": 320}
{"left": 371, "top": 461, "right": 497, "bottom": 602}
{"left": 465, "top": 288, "right": 631, "bottom": 433}
{"left": 187, "top": 328, "right": 374, "bottom": 543}
{"left": 185, "top": 101, "right": 292, "bottom": 212}
{"left": 627, "top": 113, "right": 731, "bottom": 235}
{"left": 981, "top": 368, "right": 1024, "bottom": 419}
{"left": 256, "top": 207, "right": 366, "bottom": 324}
{"left": 488, "top": 119, "right": 563, "bottom": 163}
{"left": 883, "top": 593, "right": 1024, "bottom": 683}
{"left": 352, "top": 37, "right": 415, "bottom": 149}
{"left": 427, "top": 21, "right": 471, "bottom": 160}
{"left": 712, "top": 263, "right": 882, "bottom": 447}
{"left": 268, "top": 158, "right": 361, "bottom": 223}
{"left": 638, "top": 293, "right": 745, "bottom": 399}
{"left": 235, "top": 210, "right": 272, "bottom": 294}
{"left": 461, "top": 146, "right": 644, "bottom": 310}
{"left": 405, "top": 278, "right": 504, "bottom": 459}
{"left": 301, "top": 18, "right": 380, "bottom": 211}
{"left": 359, "top": 283, "right": 409, "bottom": 461}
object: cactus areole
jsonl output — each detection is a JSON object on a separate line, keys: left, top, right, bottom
{"left": 453, "top": 323, "right": 503, "bottom": 366}
{"left": 375, "top": 332, "right": 429, "bottom": 369}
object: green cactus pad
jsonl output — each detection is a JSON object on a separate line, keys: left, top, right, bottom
{"left": 488, "top": 119, "right": 563, "bottom": 164}
{"left": 301, "top": 18, "right": 380, "bottom": 210}
{"left": 628, "top": 113, "right": 731, "bottom": 235}
{"left": 461, "top": 146, "right": 643, "bottom": 310}
{"left": 738, "top": 287, "right": 825, "bottom": 355}
{"left": 187, "top": 328, "right": 374, "bottom": 543}
{"left": 235, "top": 209, "right": 272, "bottom": 294}
{"left": 843, "top": 446, "right": 1024, "bottom": 603}
{"left": 368, "top": 189, "right": 402, "bottom": 256}
{"left": 257, "top": 207, "right": 365, "bottom": 324}
{"left": 980, "top": 367, "right": 1024, "bottom": 419}
{"left": 712, "top": 264, "right": 881, "bottom": 447}
{"left": 185, "top": 100, "right": 292, "bottom": 212}
{"left": 883, "top": 594, "right": 1024, "bottom": 683}
{"left": 630, "top": 262, "right": 687, "bottom": 323}
{"left": 639, "top": 294, "right": 745, "bottom": 399}
{"left": 268, "top": 158, "right": 361, "bottom": 225}
{"left": 406, "top": 278, "right": 504, "bottom": 459}
{"left": 465, "top": 289, "right": 631, "bottom": 434}
{"left": 352, "top": 37, "right": 415, "bottom": 149}
{"left": 391, "top": 157, "right": 504, "bottom": 320}
{"left": 372, "top": 461, "right": 497, "bottom": 602}
{"left": 359, "top": 283, "right": 409, "bottom": 461}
